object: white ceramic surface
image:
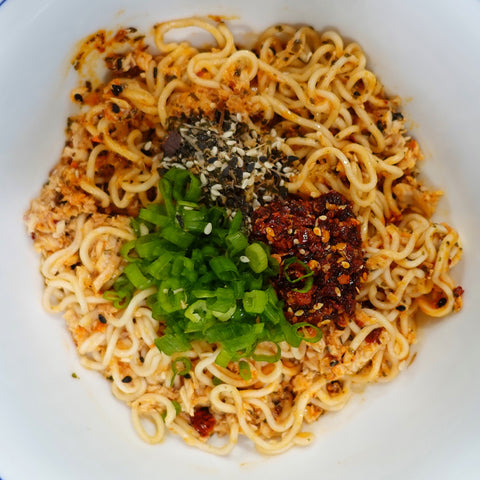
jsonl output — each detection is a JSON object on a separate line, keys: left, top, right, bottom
{"left": 1, "top": 1, "right": 479, "bottom": 479}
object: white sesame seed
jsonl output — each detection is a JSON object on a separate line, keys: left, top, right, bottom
{"left": 236, "top": 113, "right": 242, "bottom": 122}
{"left": 186, "top": 160, "right": 194, "bottom": 168}
{"left": 243, "top": 172, "right": 251, "bottom": 179}
{"left": 226, "top": 140, "right": 236, "bottom": 146}
{"left": 239, "top": 256, "right": 250, "bottom": 263}
{"left": 211, "top": 146, "right": 218, "bottom": 155}
{"left": 206, "top": 164, "right": 216, "bottom": 172}
{"left": 223, "top": 130, "right": 234, "bottom": 138}
{"left": 212, "top": 183, "right": 222, "bottom": 190}
{"left": 262, "top": 195, "right": 272, "bottom": 202}
{"left": 204, "top": 223, "right": 213, "bottom": 235}
{"left": 143, "top": 141, "right": 152, "bottom": 151}
{"left": 237, "top": 157, "right": 244, "bottom": 168}
{"left": 200, "top": 173, "right": 207, "bottom": 185}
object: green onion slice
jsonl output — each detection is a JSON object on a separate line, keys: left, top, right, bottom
{"left": 283, "top": 256, "right": 314, "bottom": 293}
{"left": 238, "top": 360, "right": 252, "bottom": 381}
{"left": 292, "top": 322, "right": 323, "bottom": 343}
{"left": 252, "top": 342, "right": 281, "bottom": 363}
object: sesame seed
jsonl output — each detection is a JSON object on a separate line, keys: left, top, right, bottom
{"left": 294, "top": 310, "right": 304, "bottom": 316}
{"left": 204, "top": 222, "right": 213, "bottom": 235}
{"left": 239, "top": 256, "right": 250, "bottom": 263}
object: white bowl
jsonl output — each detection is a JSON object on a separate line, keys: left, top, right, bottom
{"left": 1, "top": 0, "right": 479, "bottom": 479}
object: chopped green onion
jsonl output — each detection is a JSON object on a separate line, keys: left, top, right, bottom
{"left": 209, "top": 256, "right": 238, "bottom": 281}
{"left": 185, "top": 300, "right": 208, "bottom": 323}
{"left": 238, "top": 360, "right": 252, "bottom": 381}
{"left": 226, "top": 231, "right": 249, "bottom": 255}
{"left": 243, "top": 290, "right": 267, "bottom": 314}
{"left": 292, "top": 322, "right": 323, "bottom": 343}
{"left": 171, "top": 356, "right": 192, "bottom": 386}
{"left": 283, "top": 256, "right": 314, "bottom": 293}
{"left": 124, "top": 263, "right": 152, "bottom": 290}
{"left": 155, "top": 333, "right": 191, "bottom": 356}
{"left": 245, "top": 243, "right": 268, "bottom": 273}
{"left": 252, "top": 342, "right": 281, "bottom": 363}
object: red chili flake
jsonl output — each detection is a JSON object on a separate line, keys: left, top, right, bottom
{"left": 453, "top": 286, "right": 464, "bottom": 298}
{"left": 251, "top": 192, "right": 365, "bottom": 328}
{"left": 365, "top": 327, "right": 383, "bottom": 344}
{"left": 190, "top": 407, "right": 215, "bottom": 437}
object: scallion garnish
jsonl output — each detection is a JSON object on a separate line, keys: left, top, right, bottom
{"left": 171, "top": 356, "right": 192, "bottom": 385}
{"left": 105, "top": 168, "right": 322, "bottom": 368}
{"left": 283, "top": 256, "right": 314, "bottom": 293}
{"left": 238, "top": 360, "right": 252, "bottom": 381}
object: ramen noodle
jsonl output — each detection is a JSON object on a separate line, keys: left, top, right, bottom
{"left": 24, "top": 17, "right": 463, "bottom": 455}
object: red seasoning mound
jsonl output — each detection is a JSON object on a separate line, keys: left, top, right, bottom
{"left": 251, "top": 192, "right": 365, "bottom": 328}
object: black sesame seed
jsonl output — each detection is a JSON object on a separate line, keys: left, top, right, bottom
{"left": 330, "top": 360, "right": 339, "bottom": 367}
{"left": 122, "top": 375, "right": 132, "bottom": 383}
{"left": 376, "top": 120, "right": 385, "bottom": 132}
{"left": 245, "top": 162, "right": 255, "bottom": 173}
{"left": 111, "top": 84, "right": 123, "bottom": 96}
{"left": 235, "top": 167, "right": 243, "bottom": 181}
{"left": 396, "top": 305, "right": 406, "bottom": 311}
{"left": 74, "top": 93, "right": 83, "bottom": 102}
{"left": 176, "top": 214, "right": 184, "bottom": 228}
{"left": 111, "top": 103, "right": 120, "bottom": 114}
{"left": 437, "top": 297, "right": 447, "bottom": 308}
{"left": 392, "top": 112, "right": 404, "bottom": 121}
{"left": 98, "top": 314, "right": 107, "bottom": 324}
